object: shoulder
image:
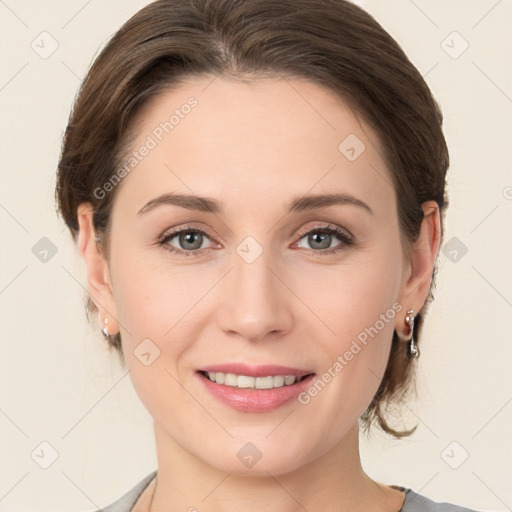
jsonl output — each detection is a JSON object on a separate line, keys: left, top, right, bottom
{"left": 401, "top": 488, "right": 482, "bottom": 512}
{"left": 90, "top": 470, "right": 157, "bottom": 512}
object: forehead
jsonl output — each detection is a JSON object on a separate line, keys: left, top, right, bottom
{"left": 114, "top": 75, "right": 394, "bottom": 216}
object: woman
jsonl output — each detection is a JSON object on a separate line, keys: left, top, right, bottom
{"left": 55, "top": 0, "right": 480, "bottom": 510}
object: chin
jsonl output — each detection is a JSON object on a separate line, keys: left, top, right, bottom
{"left": 194, "top": 434, "right": 316, "bottom": 477}
{"left": 214, "top": 453, "right": 307, "bottom": 477}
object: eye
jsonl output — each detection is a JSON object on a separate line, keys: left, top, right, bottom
{"left": 158, "top": 227, "right": 215, "bottom": 256}
{"left": 157, "top": 223, "right": 355, "bottom": 257}
{"left": 295, "top": 225, "right": 354, "bottom": 254}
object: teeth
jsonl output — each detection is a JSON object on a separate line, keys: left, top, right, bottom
{"left": 273, "top": 375, "right": 285, "bottom": 387}
{"left": 204, "top": 371, "right": 305, "bottom": 389}
{"left": 284, "top": 375, "right": 296, "bottom": 385}
{"left": 224, "top": 373, "right": 238, "bottom": 386}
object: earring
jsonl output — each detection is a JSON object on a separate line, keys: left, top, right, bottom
{"left": 102, "top": 317, "right": 110, "bottom": 339}
{"left": 404, "top": 310, "right": 420, "bottom": 358}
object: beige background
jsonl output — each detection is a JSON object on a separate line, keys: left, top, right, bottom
{"left": 0, "top": 1, "right": 511, "bottom": 510}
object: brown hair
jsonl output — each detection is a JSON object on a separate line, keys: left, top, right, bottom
{"left": 55, "top": 0, "right": 449, "bottom": 438}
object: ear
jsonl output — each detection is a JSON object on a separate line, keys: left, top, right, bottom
{"left": 395, "top": 200, "right": 441, "bottom": 336}
{"left": 77, "top": 202, "right": 120, "bottom": 335}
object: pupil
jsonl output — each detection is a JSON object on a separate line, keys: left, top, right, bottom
{"left": 181, "top": 231, "right": 202, "bottom": 250}
{"left": 310, "top": 232, "right": 330, "bottom": 249}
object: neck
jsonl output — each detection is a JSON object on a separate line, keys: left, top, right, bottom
{"left": 146, "top": 422, "right": 404, "bottom": 512}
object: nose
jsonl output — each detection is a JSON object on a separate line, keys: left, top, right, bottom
{"left": 216, "top": 248, "right": 294, "bottom": 343}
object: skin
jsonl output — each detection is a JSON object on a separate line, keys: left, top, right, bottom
{"left": 77, "top": 75, "right": 440, "bottom": 512}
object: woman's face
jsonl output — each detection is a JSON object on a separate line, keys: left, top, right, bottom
{"left": 82, "top": 76, "right": 431, "bottom": 475}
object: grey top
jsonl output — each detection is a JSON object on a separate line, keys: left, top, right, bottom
{"left": 95, "top": 471, "right": 481, "bottom": 512}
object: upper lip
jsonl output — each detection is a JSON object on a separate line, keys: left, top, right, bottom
{"left": 198, "top": 363, "right": 314, "bottom": 378}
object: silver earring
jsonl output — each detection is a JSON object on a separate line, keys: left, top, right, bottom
{"left": 102, "top": 317, "right": 110, "bottom": 339}
{"left": 405, "top": 310, "right": 420, "bottom": 358}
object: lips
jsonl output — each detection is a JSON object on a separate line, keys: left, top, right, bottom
{"left": 196, "top": 363, "right": 316, "bottom": 412}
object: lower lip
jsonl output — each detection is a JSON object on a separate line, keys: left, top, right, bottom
{"left": 197, "top": 372, "right": 316, "bottom": 413}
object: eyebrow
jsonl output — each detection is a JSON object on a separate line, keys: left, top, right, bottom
{"left": 137, "top": 192, "right": 374, "bottom": 216}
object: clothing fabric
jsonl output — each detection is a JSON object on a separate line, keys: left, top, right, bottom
{"left": 94, "top": 470, "right": 481, "bottom": 512}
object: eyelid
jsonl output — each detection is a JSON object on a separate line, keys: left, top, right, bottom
{"left": 157, "top": 223, "right": 215, "bottom": 244}
{"left": 294, "top": 222, "right": 354, "bottom": 242}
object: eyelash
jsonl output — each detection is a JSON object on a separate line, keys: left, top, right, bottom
{"left": 156, "top": 224, "right": 355, "bottom": 258}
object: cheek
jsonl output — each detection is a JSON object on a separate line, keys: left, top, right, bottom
{"left": 343, "top": 265, "right": 401, "bottom": 350}
{"left": 311, "top": 247, "right": 402, "bottom": 350}
{"left": 302, "top": 243, "right": 403, "bottom": 410}
{"left": 110, "top": 239, "right": 204, "bottom": 341}
{"left": 109, "top": 252, "right": 205, "bottom": 426}
{"left": 109, "top": 246, "right": 220, "bottom": 411}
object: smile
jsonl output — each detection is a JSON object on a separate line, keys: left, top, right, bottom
{"left": 196, "top": 364, "right": 316, "bottom": 412}
{"left": 201, "top": 371, "right": 310, "bottom": 389}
